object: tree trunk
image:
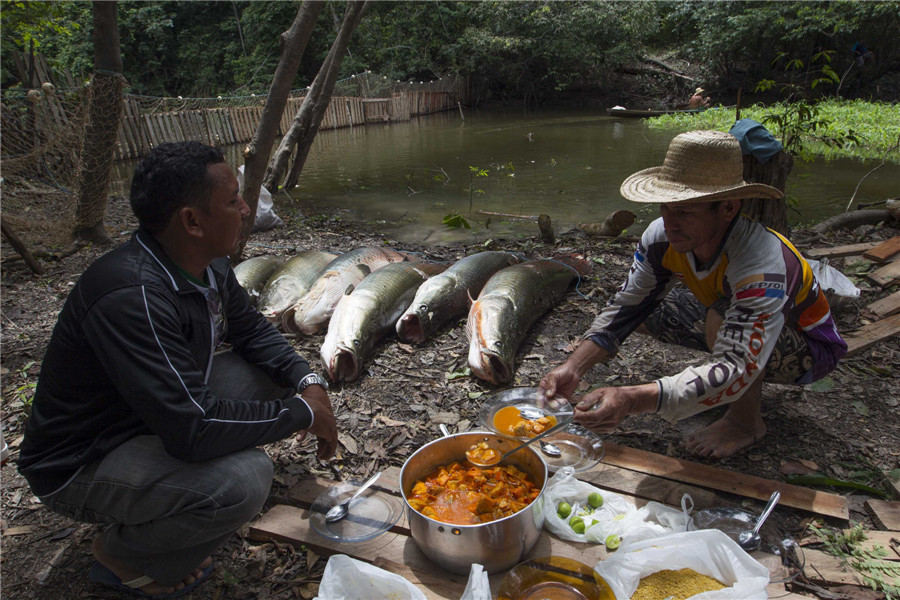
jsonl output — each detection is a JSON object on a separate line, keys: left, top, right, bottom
{"left": 235, "top": 1, "right": 324, "bottom": 260}
{"left": 740, "top": 151, "right": 793, "bottom": 236}
{"left": 264, "top": 1, "right": 369, "bottom": 192}
{"left": 73, "top": 1, "right": 124, "bottom": 244}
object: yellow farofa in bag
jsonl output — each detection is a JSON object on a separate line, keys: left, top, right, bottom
{"left": 631, "top": 568, "right": 726, "bottom": 600}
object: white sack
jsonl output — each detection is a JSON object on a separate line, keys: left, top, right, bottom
{"left": 237, "top": 165, "right": 283, "bottom": 232}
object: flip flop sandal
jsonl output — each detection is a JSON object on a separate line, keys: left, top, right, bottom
{"left": 89, "top": 560, "right": 213, "bottom": 599}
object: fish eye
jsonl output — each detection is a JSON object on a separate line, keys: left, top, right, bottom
{"left": 493, "top": 341, "right": 502, "bottom": 349}
{"left": 353, "top": 339, "right": 360, "bottom": 347}
{"left": 419, "top": 304, "right": 427, "bottom": 310}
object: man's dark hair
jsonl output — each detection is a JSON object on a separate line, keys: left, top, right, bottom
{"left": 130, "top": 142, "right": 226, "bottom": 234}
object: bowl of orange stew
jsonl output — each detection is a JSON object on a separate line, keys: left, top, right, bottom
{"left": 477, "top": 387, "right": 572, "bottom": 441}
{"left": 400, "top": 431, "right": 548, "bottom": 574}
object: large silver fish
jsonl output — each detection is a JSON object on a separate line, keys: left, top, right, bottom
{"left": 396, "top": 251, "right": 523, "bottom": 345}
{"left": 233, "top": 255, "right": 285, "bottom": 307}
{"left": 256, "top": 250, "right": 338, "bottom": 323}
{"left": 320, "top": 261, "right": 449, "bottom": 382}
{"left": 466, "top": 255, "right": 592, "bottom": 385}
{"left": 285, "top": 247, "right": 411, "bottom": 335}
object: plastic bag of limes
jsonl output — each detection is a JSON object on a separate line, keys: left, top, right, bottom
{"left": 541, "top": 466, "right": 686, "bottom": 547}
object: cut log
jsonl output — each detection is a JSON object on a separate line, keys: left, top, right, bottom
{"left": 843, "top": 313, "right": 900, "bottom": 356}
{"left": 805, "top": 242, "right": 881, "bottom": 260}
{"left": 538, "top": 213, "right": 555, "bottom": 243}
{"left": 811, "top": 209, "right": 894, "bottom": 234}
{"left": 865, "top": 499, "right": 900, "bottom": 530}
{"left": 579, "top": 209, "right": 636, "bottom": 237}
{"left": 863, "top": 290, "right": 900, "bottom": 319}
{"left": 601, "top": 442, "right": 849, "bottom": 519}
{"left": 867, "top": 259, "right": 900, "bottom": 287}
{"left": 863, "top": 236, "right": 900, "bottom": 263}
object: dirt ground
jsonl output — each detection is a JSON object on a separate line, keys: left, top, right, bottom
{"left": 2, "top": 186, "right": 899, "bottom": 600}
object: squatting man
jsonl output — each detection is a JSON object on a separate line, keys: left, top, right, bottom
{"left": 17, "top": 142, "right": 338, "bottom": 598}
{"left": 541, "top": 130, "right": 846, "bottom": 459}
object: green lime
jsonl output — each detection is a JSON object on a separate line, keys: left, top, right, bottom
{"left": 569, "top": 517, "right": 585, "bottom": 534}
{"left": 605, "top": 534, "right": 621, "bottom": 550}
{"left": 557, "top": 501, "right": 572, "bottom": 518}
{"left": 577, "top": 506, "right": 594, "bottom": 516}
{"left": 588, "top": 492, "right": 604, "bottom": 508}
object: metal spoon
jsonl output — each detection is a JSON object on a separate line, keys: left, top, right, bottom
{"left": 467, "top": 415, "right": 574, "bottom": 467}
{"left": 738, "top": 491, "right": 780, "bottom": 551}
{"left": 517, "top": 407, "right": 570, "bottom": 457}
{"left": 325, "top": 471, "right": 382, "bottom": 523}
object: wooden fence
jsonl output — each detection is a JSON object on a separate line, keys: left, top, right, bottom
{"left": 113, "top": 90, "right": 458, "bottom": 160}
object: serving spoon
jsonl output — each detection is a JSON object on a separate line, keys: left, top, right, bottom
{"left": 325, "top": 471, "right": 382, "bottom": 523}
{"left": 467, "top": 415, "right": 574, "bottom": 467}
{"left": 738, "top": 491, "right": 780, "bottom": 551}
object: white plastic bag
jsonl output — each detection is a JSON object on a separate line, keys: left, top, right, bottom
{"left": 807, "top": 259, "right": 860, "bottom": 298}
{"left": 237, "top": 165, "right": 283, "bottom": 232}
{"left": 459, "top": 563, "right": 490, "bottom": 600}
{"left": 542, "top": 467, "right": 688, "bottom": 546}
{"left": 314, "top": 554, "right": 426, "bottom": 600}
{"left": 593, "top": 529, "right": 770, "bottom": 600}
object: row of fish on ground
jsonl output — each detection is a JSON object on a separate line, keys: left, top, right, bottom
{"left": 234, "top": 247, "right": 592, "bottom": 385}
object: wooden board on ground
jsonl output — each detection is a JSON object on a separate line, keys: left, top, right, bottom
{"left": 867, "top": 259, "right": 900, "bottom": 287}
{"left": 805, "top": 242, "right": 881, "bottom": 260}
{"left": 863, "top": 290, "right": 900, "bottom": 319}
{"left": 801, "top": 547, "right": 866, "bottom": 586}
{"left": 865, "top": 500, "right": 900, "bottom": 531}
{"left": 799, "top": 529, "right": 900, "bottom": 561}
{"left": 843, "top": 313, "right": 900, "bottom": 357}
{"left": 863, "top": 236, "right": 900, "bottom": 263}
{"left": 601, "top": 442, "right": 849, "bottom": 520}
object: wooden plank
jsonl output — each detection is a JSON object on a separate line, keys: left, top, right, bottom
{"left": 805, "top": 242, "right": 880, "bottom": 260}
{"left": 802, "top": 547, "right": 866, "bottom": 586}
{"left": 800, "top": 530, "right": 900, "bottom": 560}
{"left": 863, "top": 236, "right": 900, "bottom": 263}
{"left": 601, "top": 442, "right": 849, "bottom": 519}
{"left": 249, "top": 503, "right": 609, "bottom": 600}
{"left": 844, "top": 313, "right": 900, "bottom": 357}
{"left": 867, "top": 259, "right": 900, "bottom": 287}
{"left": 865, "top": 500, "right": 900, "bottom": 531}
{"left": 864, "top": 290, "right": 900, "bottom": 319}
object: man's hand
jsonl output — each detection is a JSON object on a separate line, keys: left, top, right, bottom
{"left": 573, "top": 383, "right": 659, "bottom": 434}
{"left": 300, "top": 385, "right": 338, "bottom": 460}
{"left": 539, "top": 362, "right": 581, "bottom": 402}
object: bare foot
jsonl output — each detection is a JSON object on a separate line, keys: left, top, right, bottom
{"left": 91, "top": 535, "right": 211, "bottom": 595}
{"left": 684, "top": 413, "right": 766, "bottom": 459}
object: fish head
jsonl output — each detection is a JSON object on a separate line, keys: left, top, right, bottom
{"left": 320, "top": 336, "right": 361, "bottom": 383}
{"left": 466, "top": 295, "right": 517, "bottom": 385}
{"left": 396, "top": 276, "right": 454, "bottom": 344}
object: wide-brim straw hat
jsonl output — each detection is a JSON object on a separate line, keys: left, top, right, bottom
{"left": 620, "top": 130, "right": 783, "bottom": 204}
{"left": 695, "top": 87, "right": 705, "bottom": 94}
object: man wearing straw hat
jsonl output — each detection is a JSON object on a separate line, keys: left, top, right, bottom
{"left": 689, "top": 87, "right": 710, "bottom": 109}
{"left": 540, "top": 130, "right": 846, "bottom": 459}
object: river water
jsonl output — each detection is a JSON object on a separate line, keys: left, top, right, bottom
{"left": 113, "top": 109, "right": 899, "bottom": 244}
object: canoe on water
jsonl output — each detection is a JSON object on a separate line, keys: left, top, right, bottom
{"left": 606, "top": 107, "right": 705, "bottom": 118}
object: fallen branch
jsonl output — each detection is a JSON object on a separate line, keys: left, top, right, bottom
{"left": 810, "top": 209, "right": 894, "bottom": 234}
{"left": 846, "top": 131, "right": 900, "bottom": 212}
{"left": 476, "top": 210, "right": 538, "bottom": 221}
{"left": 1, "top": 215, "right": 44, "bottom": 274}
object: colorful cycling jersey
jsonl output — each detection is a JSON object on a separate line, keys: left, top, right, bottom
{"left": 583, "top": 216, "right": 846, "bottom": 421}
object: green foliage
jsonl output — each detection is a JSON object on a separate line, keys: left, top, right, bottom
{"left": 807, "top": 522, "right": 900, "bottom": 599}
{"left": 442, "top": 212, "right": 471, "bottom": 229}
{"left": 467, "top": 165, "right": 488, "bottom": 211}
{"left": 648, "top": 100, "right": 900, "bottom": 163}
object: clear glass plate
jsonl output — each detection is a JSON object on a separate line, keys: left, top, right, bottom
{"left": 688, "top": 507, "right": 805, "bottom": 583}
{"left": 477, "top": 387, "right": 573, "bottom": 440}
{"left": 309, "top": 482, "right": 402, "bottom": 543}
{"left": 498, "top": 556, "right": 605, "bottom": 600}
{"left": 538, "top": 423, "right": 605, "bottom": 473}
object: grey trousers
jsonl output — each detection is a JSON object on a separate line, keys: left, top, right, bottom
{"left": 40, "top": 352, "right": 293, "bottom": 586}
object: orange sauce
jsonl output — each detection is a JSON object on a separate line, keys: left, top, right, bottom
{"left": 493, "top": 406, "right": 557, "bottom": 438}
{"left": 407, "top": 461, "right": 541, "bottom": 525}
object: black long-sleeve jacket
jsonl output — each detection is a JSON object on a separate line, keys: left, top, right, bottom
{"left": 18, "top": 230, "right": 314, "bottom": 497}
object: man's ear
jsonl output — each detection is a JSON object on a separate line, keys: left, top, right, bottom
{"left": 179, "top": 206, "right": 204, "bottom": 239}
{"left": 722, "top": 199, "right": 742, "bottom": 220}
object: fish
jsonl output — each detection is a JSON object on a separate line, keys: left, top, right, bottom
{"left": 256, "top": 250, "right": 338, "bottom": 323}
{"left": 285, "top": 247, "right": 412, "bottom": 335}
{"left": 466, "top": 255, "right": 592, "bottom": 385}
{"left": 320, "top": 261, "right": 449, "bottom": 382}
{"left": 233, "top": 255, "right": 285, "bottom": 307}
{"left": 396, "top": 251, "right": 524, "bottom": 345}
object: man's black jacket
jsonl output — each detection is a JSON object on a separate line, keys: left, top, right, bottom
{"left": 18, "top": 230, "right": 314, "bottom": 497}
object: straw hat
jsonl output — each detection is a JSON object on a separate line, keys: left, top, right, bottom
{"left": 620, "top": 130, "right": 783, "bottom": 204}
{"left": 695, "top": 87, "right": 705, "bottom": 94}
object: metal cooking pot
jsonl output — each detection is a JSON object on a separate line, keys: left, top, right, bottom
{"left": 399, "top": 431, "right": 547, "bottom": 574}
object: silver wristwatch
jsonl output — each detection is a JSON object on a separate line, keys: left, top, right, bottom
{"left": 297, "top": 372, "right": 329, "bottom": 394}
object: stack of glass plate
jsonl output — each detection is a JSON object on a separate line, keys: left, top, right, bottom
{"left": 309, "top": 481, "right": 403, "bottom": 543}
